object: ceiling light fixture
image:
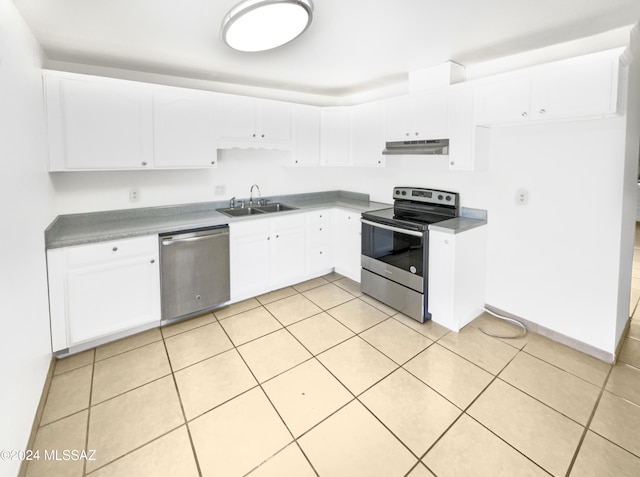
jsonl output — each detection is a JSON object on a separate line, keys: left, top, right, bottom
{"left": 221, "top": 0, "right": 314, "bottom": 52}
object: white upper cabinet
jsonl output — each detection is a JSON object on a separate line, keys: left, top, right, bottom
{"left": 152, "top": 87, "right": 218, "bottom": 168}
{"left": 474, "top": 48, "right": 622, "bottom": 125}
{"left": 45, "top": 71, "right": 218, "bottom": 171}
{"left": 351, "top": 101, "right": 386, "bottom": 167}
{"left": 216, "top": 94, "right": 291, "bottom": 147}
{"left": 446, "top": 82, "right": 476, "bottom": 170}
{"left": 45, "top": 74, "right": 154, "bottom": 171}
{"left": 385, "top": 87, "right": 448, "bottom": 141}
{"left": 292, "top": 104, "right": 321, "bottom": 166}
{"left": 321, "top": 108, "right": 351, "bottom": 166}
{"left": 474, "top": 72, "right": 531, "bottom": 125}
{"left": 530, "top": 52, "right": 619, "bottom": 120}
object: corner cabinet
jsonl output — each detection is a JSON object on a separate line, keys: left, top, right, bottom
{"left": 292, "top": 104, "right": 321, "bottom": 166}
{"left": 47, "top": 235, "right": 161, "bottom": 352}
{"left": 229, "top": 214, "right": 306, "bottom": 301}
{"left": 320, "top": 108, "right": 352, "bottom": 165}
{"left": 45, "top": 74, "right": 154, "bottom": 171}
{"left": 351, "top": 101, "right": 386, "bottom": 167}
{"left": 215, "top": 94, "right": 292, "bottom": 148}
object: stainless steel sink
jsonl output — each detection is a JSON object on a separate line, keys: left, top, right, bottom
{"left": 216, "top": 207, "right": 267, "bottom": 217}
{"left": 216, "top": 202, "right": 297, "bottom": 217}
{"left": 255, "top": 203, "right": 297, "bottom": 213}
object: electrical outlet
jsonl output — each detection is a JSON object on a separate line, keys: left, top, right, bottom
{"left": 129, "top": 188, "right": 139, "bottom": 202}
{"left": 214, "top": 185, "right": 226, "bottom": 196}
{"left": 517, "top": 189, "right": 528, "bottom": 205}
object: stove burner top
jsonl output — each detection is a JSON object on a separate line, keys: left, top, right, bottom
{"left": 362, "top": 187, "right": 460, "bottom": 231}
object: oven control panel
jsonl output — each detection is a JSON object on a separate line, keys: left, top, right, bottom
{"left": 393, "top": 187, "right": 458, "bottom": 207}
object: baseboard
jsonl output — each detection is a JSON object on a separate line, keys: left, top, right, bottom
{"left": 614, "top": 316, "right": 633, "bottom": 364}
{"left": 484, "top": 304, "right": 615, "bottom": 363}
{"left": 18, "top": 355, "right": 56, "bottom": 477}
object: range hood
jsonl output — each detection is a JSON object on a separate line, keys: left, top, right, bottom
{"left": 382, "top": 139, "right": 449, "bottom": 155}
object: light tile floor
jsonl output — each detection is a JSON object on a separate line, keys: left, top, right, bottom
{"left": 28, "top": 271, "right": 640, "bottom": 477}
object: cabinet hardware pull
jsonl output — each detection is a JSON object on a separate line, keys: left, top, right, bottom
{"left": 521, "top": 112, "right": 528, "bottom": 117}
{"left": 112, "top": 247, "right": 118, "bottom": 252}
{"left": 450, "top": 161, "right": 455, "bottom": 166}
{"left": 539, "top": 109, "right": 546, "bottom": 114}
{"left": 252, "top": 133, "right": 256, "bottom": 137}
{"left": 150, "top": 259, "right": 155, "bottom": 264}
{"left": 141, "top": 161, "right": 147, "bottom": 166}
{"left": 211, "top": 161, "right": 215, "bottom": 165}
{"left": 261, "top": 134, "right": 265, "bottom": 138}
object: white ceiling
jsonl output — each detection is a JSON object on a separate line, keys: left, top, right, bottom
{"left": 12, "top": 0, "right": 640, "bottom": 103}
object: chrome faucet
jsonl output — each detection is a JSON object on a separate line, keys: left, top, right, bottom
{"left": 229, "top": 196, "right": 236, "bottom": 208}
{"left": 249, "top": 184, "right": 261, "bottom": 207}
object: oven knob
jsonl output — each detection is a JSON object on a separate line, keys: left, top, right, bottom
{"left": 401, "top": 191, "right": 407, "bottom": 196}
{"left": 437, "top": 194, "right": 443, "bottom": 200}
{"left": 445, "top": 195, "right": 451, "bottom": 201}
{"left": 395, "top": 190, "right": 400, "bottom": 195}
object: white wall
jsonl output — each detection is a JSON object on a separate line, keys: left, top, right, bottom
{"left": 0, "top": 2, "right": 55, "bottom": 476}
{"left": 51, "top": 149, "right": 345, "bottom": 213}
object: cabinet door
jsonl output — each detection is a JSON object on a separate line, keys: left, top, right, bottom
{"left": 153, "top": 88, "right": 218, "bottom": 168}
{"left": 474, "top": 73, "right": 531, "bottom": 125}
{"left": 531, "top": 54, "right": 617, "bottom": 120}
{"left": 385, "top": 96, "right": 413, "bottom": 141}
{"left": 270, "top": 215, "right": 306, "bottom": 287}
{"left": 258, "top": 99, "right": 292, "bottom": 142}
{"left": 64, "top": 236, "right": 160, "bottom": 346}
{"left": 321, "top": 108, "right": 351, "bottom": 165}
{"left": 292, "top": 104, "right": 320, "bottom": 165}
{"left": 413, "top": 88, "right": 448, "bottom": 139}
{"left": 216, "top": 94, "right": 256, "bottom": 141}
{"left": 427, "top": 231, "right": 455, "bottom": 329}
{"left": 332, "top": 209, "right": 361, "bottom": 282}
{"left": 229, "top": 220, "right": 270, "bottom": 300}
{"left": 351, "top": 101, "right": 385, "bottom": 167}
{"left": 46, "top": 75, "right": 153, "bottom": 170}
{"left": 447, "top": 83, "right": 474, "bottom": 170}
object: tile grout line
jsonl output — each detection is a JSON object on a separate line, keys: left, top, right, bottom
{"left": 160, "top": 334, "right": 204, "bottom": 477}
{"left": 81, "top": 349, "right": 95, "bottom": 477}
{"left": 564, "top": 364, "right": 614, "bottom": 477}
{"left": 211, "top": 305, "right": 324, "bottom": 477}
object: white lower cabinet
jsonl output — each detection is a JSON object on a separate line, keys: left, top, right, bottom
{"left": 428, "top": 226, "right": 487, "bottom": 332}
{"left": 332, "top": 208, "right": 361, "bottom": 282}
{"left": 306, "top": 210, "right": 333, "bottom": 276}
{"left": 230, "top": 208, "right": 362, "bottom": 300}
{"left": 229, "top": 214, "right": 306, "bottom": 300}
{"left": 47, "top": 235, "right": 161, "bottom": 352}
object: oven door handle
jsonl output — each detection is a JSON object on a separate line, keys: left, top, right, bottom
{"left": 360, "top": 219, "right": 425, "bottom": 237}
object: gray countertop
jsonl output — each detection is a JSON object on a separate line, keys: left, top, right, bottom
{"left": 45, "top": 190, "right": 390, "bottom": 249}
{"left": 428, "top": 216, "right": 487, "bottom": 234}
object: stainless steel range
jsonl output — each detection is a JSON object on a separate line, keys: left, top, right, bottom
{"left": 361, "top": 187, "right": 459, "bottom": 322}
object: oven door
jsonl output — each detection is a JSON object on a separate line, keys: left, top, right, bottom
{"left": 360, "top": 219, "right": 426, "bottom": 293}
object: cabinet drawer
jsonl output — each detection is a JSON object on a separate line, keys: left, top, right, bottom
{"left": 306, "top": 210, "right": 332, "bottom": 224}
{"left": 307, "top": 223, "right": 332, "bottom": 248}
{"left": 308, "top": 246, "right": 332, "bottom": 271}
{"left": 66, "top": 235, "right": 158, "bottom": 268}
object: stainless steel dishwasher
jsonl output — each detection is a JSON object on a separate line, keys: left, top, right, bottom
{"left": 159, "top": 225, "right": 230, "bottom": 322}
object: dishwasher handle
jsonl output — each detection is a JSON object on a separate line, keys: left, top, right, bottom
{"left": 161, "top": 227, "right": 229, "bottom": 246}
